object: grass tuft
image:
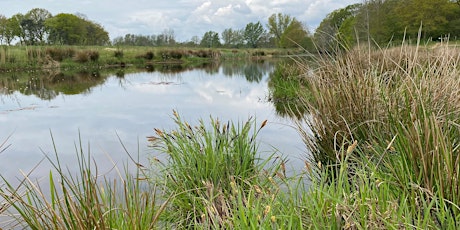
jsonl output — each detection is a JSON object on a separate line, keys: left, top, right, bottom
{"left": 0, "top": 132, "right": 168, "bottom": 229}
{"left": 149, "top": 111, "right": 292, "bottom": 228}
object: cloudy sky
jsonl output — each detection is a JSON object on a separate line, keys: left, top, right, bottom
{"left": 0, "top": 0, "right": 361, "bottom": 41}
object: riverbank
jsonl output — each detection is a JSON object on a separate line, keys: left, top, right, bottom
{"left": 0, "top": 45, "right": 300, "bottom": 73}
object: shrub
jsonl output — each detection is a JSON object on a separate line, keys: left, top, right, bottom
{"left": 74, "top": 50, "right": 99, "bottom": 63}
{"left": 74, "top": 51, "right": 89, "bottom": 63}
{"left": 144, "top": 51, "right": 154, "bottom": 60}
{"left": 87, "top": 50, "right": 99, "bottom": 62}
{"left": 45, "top": 47, "right": 76, "bottom": 61}
{"left": 159, "top": 50, "right": 183, "bottom": 60}
{"left": 114, "top": 50, "right": 124, "bottom": 59}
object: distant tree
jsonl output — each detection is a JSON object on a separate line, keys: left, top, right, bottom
{"left": 46, "top": 14, "right": 86, "bottom": 45}
{"left": 191, "top": 35, "right": 200, "bottom": 46}
{"left": 0, "top": 15, "right": 6, "bottom": 44}
{"left": 221, "top": 28, "right": 244, "bottom": 48}
{"left": 4, "top": 16, "right": 21, "bottom": 45}
{"left": 279, "top": 19, "right": 312, "bottom": 49}
{"left": 46, "top": 13, "right": 109, "bottom": 45}
{"left": 244, "top": 21, "right": 265, "bottom": 48}
{"left": 314, "top": 3, "right": 361, "bottom": 51}
{"left": 84, "top": 20, "right": 110, "bottom": 45}
{"left": 200, "top": 31, "right": 220, "bottom": 48}
{"left": 267, "top": 13, "right": 293, "bottom": 46}
{"left": 161, "top": 29, "right": 176, "bottom": 46}
{"left": 22, "top": 8, "right": 52, "bottom": 45}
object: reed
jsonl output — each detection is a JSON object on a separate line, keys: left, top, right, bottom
{"left": 0, "top": 133, "right": 168, "bottom": 229}
{"left": 294, "top": 35, "right": 460, "bottom": 226}
{"left": 149, "top": 111, "right": 287, "bottom": 228}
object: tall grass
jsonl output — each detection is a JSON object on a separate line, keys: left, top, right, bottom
{"left": 149, "top": 111, "right": 294, "bottom": 228}
{"left": 294, "top": 36, "right": 460, "bottom": 227}
{"left": 0, "top": 133, "right": 168, "bottom": 229}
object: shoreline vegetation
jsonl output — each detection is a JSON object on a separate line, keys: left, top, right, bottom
{"left": 0, "top": 45, "right": 302, "bottom": 73}
{"left": 1, "top": 40, "right": 460, "bottom": 228}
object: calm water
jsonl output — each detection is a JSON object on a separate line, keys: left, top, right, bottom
{"left": 0, "top": 61, "right": 305, "bottom": 183}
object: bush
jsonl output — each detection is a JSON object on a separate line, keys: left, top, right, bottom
{"left": 114, "top": 50, "right": 124, "bottom": 59}
{"left": 74, "top": 50, "right": 99, "bottom": 63}
{"left": 144, "top": 51, "right": 154, "bottom": 60}
{"left": 159, "top": 50, "right": 183, "bottom": 60}
{"left": 45, "top": 47, "right": 76, "bottom": 61}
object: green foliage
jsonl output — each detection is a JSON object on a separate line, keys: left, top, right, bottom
{"left": 318, "top": 0, "right": 460, "bottom": 47}
{"left": 279, "top": 19, "right": 312, "bottom": 49}
{"left": 314, "top": 3, "right": 361, "bottom": 52}
{"left": 200, "top": 31, "right": 221, "bottom": 48}
{"left": 149, "top": 111, "right": 283, "bottom": 227}
{"left": 21, "top": 8, "right": 52, "bottom": 45}
{"left": 244, "top": 21, "right": 265, "bottom": 48}
{"left": 268, "top": 61, "right": 309, "bottom": 118}
{"left": 46, "top": 13, "right": 109, "bottom": 45}
{"left": 221, "top": 28, "right": 244, "bottom": 48}
{"left": 267, "top": 13, "right": 293, "bottom": 46}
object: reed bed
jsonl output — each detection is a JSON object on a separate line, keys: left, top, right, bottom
{"left": 295, "top": 38, "right": 460, "bottom": 228}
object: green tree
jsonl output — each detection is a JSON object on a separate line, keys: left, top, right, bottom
{"left": 314, "top": 3, "right": 361, "bottom": 51}
{"left": 279, "top": 19, "right": 312, "bottom": 49}
{"left": 84, "top": 20, "right": 110, "bottom": 45}
{"left": 46, "top": 13, "right": 109, "bottom": 45}
{"left": 0, "top": 15, "right": 6, "bottom": 45}
{"left": 10, "top": 14, "right": 26, "bottom": 44}
{"left": 200, "top": 31, "right": 220, "bottom": 48}
{"left": 4, "top": 16, "right": 21, "bottom": 45}
{"left": 267, "top": 13, "right": 292, "bottom": 46}
{"left": 244, "top": 21, "right": 265, "bottom": 48}
{"left": 221, "top": 28, "right": 244, "bottom": 48}
{"left": 22, "top": 8, "right": 52, "bottom": 45}
{"left": 46, "top": 13, "right": 86, "bottom": 45}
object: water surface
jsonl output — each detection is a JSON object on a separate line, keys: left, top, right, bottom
{"left": 0, "top": 61, "right": 305, "bottom": 182}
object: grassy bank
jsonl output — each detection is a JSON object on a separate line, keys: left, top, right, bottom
{"left": 0, "top": 45, "right": 296, "bottom": 73}
{"left": 293, "top": 39, "right": 460, "bottom": 228}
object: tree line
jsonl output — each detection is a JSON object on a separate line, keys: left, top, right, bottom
{"left": 3, "top": 1, "right": 459, "bottom": 50}
{"left": 315, "top": 0, "right": 460, "bottom": 51}
{"left": 113, "top": 13, "right": 313, "bottom": 50}
{"left": 0, "top": 8, "right": 110, "bottom": 46}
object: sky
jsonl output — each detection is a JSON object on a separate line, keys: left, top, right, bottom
{"left": 0, "top": 0, "right": 362, "bottom": 42}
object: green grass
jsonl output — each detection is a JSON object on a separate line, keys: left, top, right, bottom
{"left": 0, "top": 133, "right": 168, "bottom": 229}
{"left": 0, "top": 45, "right": 298, "bottom": 73}
{"left": 292, "top": 36, "right": 460, "bottom": 228}
{"left": 148, "top": 111, "right": 291, "bottom": 228}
